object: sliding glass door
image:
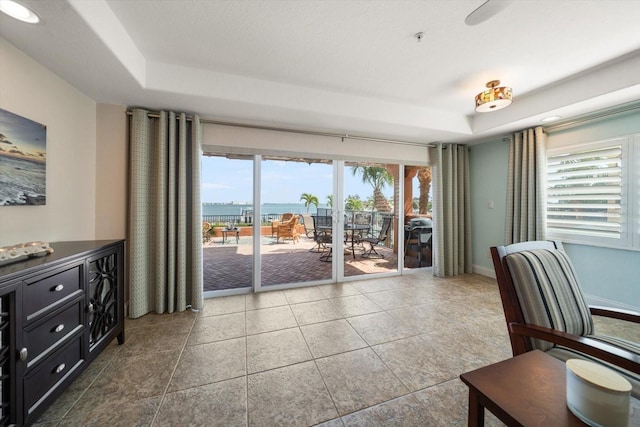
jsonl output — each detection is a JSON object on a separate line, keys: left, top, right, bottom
{"left": 201, "top": 154, "right": 254, "bottom": 293}
{"left": 201, "top": 152, "right": 432, "bottom": 296}
{"left": 402, "top": 165, "right": 433, "bottom": 270}
{"left": 259, "top": 157, "right": 333, "bottom": 287}
{"left": 340, "top": 161, "right": 399, "bottom": 279}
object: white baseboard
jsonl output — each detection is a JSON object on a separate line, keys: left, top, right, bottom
{"left": 585, "top": 294, "right": 640, "bottom": 313}
{"left": 473, "top": 264, "right": 496, "bottom": 279}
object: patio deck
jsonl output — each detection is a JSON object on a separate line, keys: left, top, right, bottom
{"left": 203, "top": 234, "right": 429, "bottom": 292}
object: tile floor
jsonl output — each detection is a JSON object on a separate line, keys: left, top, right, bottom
{"left": 36, "top": 272, "right": 639, "bottom": 426}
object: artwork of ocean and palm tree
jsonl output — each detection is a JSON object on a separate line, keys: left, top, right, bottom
{"left": 0, "top": 108, "right": 46, "bottom": 206}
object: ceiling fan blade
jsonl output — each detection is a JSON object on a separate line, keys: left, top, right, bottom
{"left": 465, "top": 0, "right": 513, "bottom": 26}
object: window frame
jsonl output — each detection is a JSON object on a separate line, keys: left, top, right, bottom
{"left": 545, "top": 134, "right": 639, "bottom": 251}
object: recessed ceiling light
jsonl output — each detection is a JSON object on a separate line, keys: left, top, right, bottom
{"left": 0, "top": 0, "right": 40, "bottom": 24}
{"left": 541, "top": 116, "right": 561, "bottom": 123}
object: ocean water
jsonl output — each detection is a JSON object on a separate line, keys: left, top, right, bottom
{"left": 0, "top": 155, "right": 46, "bottom": 205}
{"left": 203, "top": 202, "right": 326, "bottom": 216}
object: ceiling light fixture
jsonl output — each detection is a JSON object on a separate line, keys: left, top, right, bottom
{"left": 0, "top": 0, "right": 39, "bottom": 23}
{"left": 475, "top": 80, "right": 512, "bottom": 112}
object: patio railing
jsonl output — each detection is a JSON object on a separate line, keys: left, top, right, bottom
{"left": 202, "top": 213, "right": 281, "bottom": 225}
{"left": 202, "top": 211, "right": 393, "bottom": 229}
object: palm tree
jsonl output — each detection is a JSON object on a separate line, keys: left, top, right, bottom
{"left": 326, "top": 194, "right": 333, "bottom": 208}
{"left": 299, "top": 193, "right": 319, "bottom": 213}
{"left": 345, "top": 194, "right": 364, "bottom": 211}
{"left": 365, "top": 195, "right": 375, "bottom": 210}
{"left": 350, "top": 165, "right": 393, "bottom": 212}
{"left": 417, "top": 167, "right": 432, "bottom": 214}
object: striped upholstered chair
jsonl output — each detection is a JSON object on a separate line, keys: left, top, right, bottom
{"left": 491, "top": 240, "right": 640, "bottom": 397}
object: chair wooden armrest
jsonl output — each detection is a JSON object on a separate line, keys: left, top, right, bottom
{"left": 509, "top": 322, "right": 640, "bottom": 375}
{"left": 589, "top": 305, "right": 640, "bottom": 324}
{"left": 277, "top": 217, "right": 293, "bottom": 230}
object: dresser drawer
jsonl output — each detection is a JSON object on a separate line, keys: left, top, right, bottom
{"left": 24, "top": 265, "right": 82, "bottom": 320}
{"left": 24, "top": 301, "right": 83, "bottom": 368}
{"left": 24, "top": 335, "right": 84, "bottom": 415}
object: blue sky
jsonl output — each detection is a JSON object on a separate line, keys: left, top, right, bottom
{"left": 0, "top": 108, "right": 47, "bottom": 161}
{"left": 202, "top": 156, "right": 405, "bottom": 204}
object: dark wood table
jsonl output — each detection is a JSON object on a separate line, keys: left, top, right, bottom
{"left": 460, "top": 350, "right": 585, "bottom": 426}
{"left": 221, "top": 228, "right": 240, "bottom": 244}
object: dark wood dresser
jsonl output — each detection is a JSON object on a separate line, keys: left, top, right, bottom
{"left": 0, "top": 240, "right": 125, "bottom": 426}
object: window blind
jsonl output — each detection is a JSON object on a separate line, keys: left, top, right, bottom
{"left": 546, "top": 144, "right": 622, "bottom": 239}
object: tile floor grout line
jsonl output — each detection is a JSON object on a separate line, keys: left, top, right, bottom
{"left": 53, "top": 346, "right": 119, "bottom": 425}
{"left": 305, "top": 302, "right": 407, "bottom": 424}
{"left": 292, "top": 287, "right": 345, "bottom": 426}
{"left": 367, "top": 338, "right": 418, "bottom": 398}
{"left": 44, "top": 273, "right": 625, "bottom": 425}
{"left": 148, "top": 312, "right": 198, "bottom": 427}
{"left": 303, "top": 332, "right": 344, "bottom": 425}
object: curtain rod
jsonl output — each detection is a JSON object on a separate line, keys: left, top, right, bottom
{"left": 126, "top": 110, "right": 435, "bottom": 148}
{"left": 544, "top": 102, "right": 640, "bottom": 132}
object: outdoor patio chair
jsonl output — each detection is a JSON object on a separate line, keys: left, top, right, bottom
{"left": 271, "top": 212, "right": 294, "bottom": 236}
{"left": 491, "top": 240, "right": 640, "bottom": 397}
{"left": 276, "top": 215, "right": 300, "bottom": 243}
{"left": 353, "top": 213, "right": 371, "bottom": 226}
{"left": 202, "top": 222, "right": 212, "bottom": 243}
{"left": 350, "top": 213, "right": 371, "bottom": 247}
{"left": 361, "top": 216, "right": 393, "bottom": 258}
{"left": 300, "top": 214, "right": 315, "bottom": 238}
{"left": 312, "top": 214, "right": 333, "bottom": 259}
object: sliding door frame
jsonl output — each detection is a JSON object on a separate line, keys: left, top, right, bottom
{"left": 202, "top": 146, "right": 429, "bottom": 297}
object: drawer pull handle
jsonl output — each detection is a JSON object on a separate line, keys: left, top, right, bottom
{"left": 18, "top": 347, "right": 28, "bottom": 361}
{"left": 53, "top": 284, "right": 64, "bottom": 292}
{"left": 54, "top": 324, "right": 65, "bottom": 333}
{"left": 54, "top": 363, "right": 66, "bottom": 374}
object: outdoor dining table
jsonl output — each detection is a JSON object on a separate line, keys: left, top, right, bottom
{"left": 317, "top": 224, "right": 369, "bottom": 260}
{"left": 221, "top": 227, "right": 240, "bottom": 244}
{"left": 344, "top": 223, "right": 370, "bottom": 259}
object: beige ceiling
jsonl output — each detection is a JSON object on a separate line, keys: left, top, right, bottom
{"left": 1, "top": 0, "right": 639, "bottom": 145}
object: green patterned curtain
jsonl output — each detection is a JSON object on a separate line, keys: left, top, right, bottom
{"left": 430, "top": 143, "right": 472, "bottom": 276}
{"left": 505, "top": 126, "right": 547, "bottom": 244}
{"left": 128, "top": 109, "right": 203, "bottom": 318}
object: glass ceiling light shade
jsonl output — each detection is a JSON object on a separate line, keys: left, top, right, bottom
{"left": 475, "top": 80, "right": 512, "bottom": 112}
{"left": 0, "top": 0, "right": 39, "bottom": 23}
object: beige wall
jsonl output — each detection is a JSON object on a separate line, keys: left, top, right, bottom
{"left": 95, "top": 104, "right": 127, "bottom": 240}
{"left": 3, "top": 33, "right": 426, "bottom": 246}
{"left": 0, "top": 38, "right": 99, "bottom": 246}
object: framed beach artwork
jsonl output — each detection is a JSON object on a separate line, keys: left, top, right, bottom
{"left": 0, "top": 108, "right": 47, "bottom": 206}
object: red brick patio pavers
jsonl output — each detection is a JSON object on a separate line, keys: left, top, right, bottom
{"left": 202, "top": 235, "right": 425, "bottom": 291}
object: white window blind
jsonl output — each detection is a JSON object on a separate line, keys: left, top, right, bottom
{"left": 547, "top": 144, "right": 623, "bottom": 240}
{"left": 546, "top": 134, "right": 640, "bottom": 250}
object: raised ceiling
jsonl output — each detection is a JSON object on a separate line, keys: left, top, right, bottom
{"left": 1, "top": 0, "right": 639, "bottom": 145}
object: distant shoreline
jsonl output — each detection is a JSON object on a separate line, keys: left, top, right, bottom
{"left": 0, "top": 151, "right": 46, "bottom": 165}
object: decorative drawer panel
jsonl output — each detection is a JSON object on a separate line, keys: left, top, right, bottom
{"left": 24, "top": 265, "right": 82, "bottom": 320}
{"left": 24, "top": 335, "right": 83, "bottom": 415}
{"left": 24, "top": 300, "right": 83, "bottom": 368}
